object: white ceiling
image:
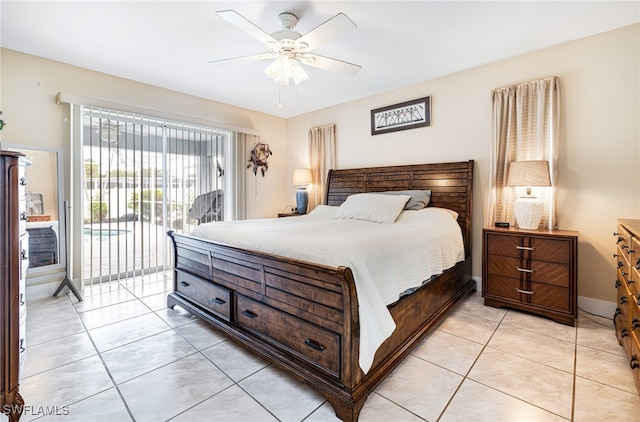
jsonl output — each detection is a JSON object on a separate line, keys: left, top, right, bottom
{"left": 1, "top": 1, "right": 638, "bottom": 118}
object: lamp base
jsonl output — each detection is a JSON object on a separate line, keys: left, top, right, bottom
{"left": 296, "top": 188, "right": 308, "bottom": 214}
{"left": 513, "top": 196, "right": 544, "bottom": 230}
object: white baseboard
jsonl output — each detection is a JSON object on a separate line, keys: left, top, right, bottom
{"left": 471, "top": 276, "right": 482, "bottom": 295}
{"left": 26, "top": 278, "right": 82, "bottom": 302}
{"left": 578, "top": 295, "right": 615, "bottom": 319}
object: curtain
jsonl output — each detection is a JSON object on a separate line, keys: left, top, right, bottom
{"left": 308, "top": 124, "right": 336, "bottom": 210}
{"left": 487, "top": 77, "right": 560, "bottom": 229}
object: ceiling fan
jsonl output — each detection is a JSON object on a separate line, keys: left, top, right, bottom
{"left": 210, "top": 10, "right": 362, "bottom": 86}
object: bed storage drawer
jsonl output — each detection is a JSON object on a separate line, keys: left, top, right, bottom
{"left": 235, "top": 294, "right": 341, "bottom": 377}
{"left": 176, "top": 270, "right": 231, "bottom": 321}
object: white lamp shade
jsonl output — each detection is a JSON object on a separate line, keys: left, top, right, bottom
{"left": 507, "top": 160, "right": 551, "bottom": 189}
{"left": 265, "top": 56, "right": 309, "bottom": 86}
{"left": 293, "top": 168, "right": 312, "bottom": 186}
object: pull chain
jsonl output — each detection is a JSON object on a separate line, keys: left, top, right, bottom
{"left": 277, "top": 86, "right": 282, "bottom": 109}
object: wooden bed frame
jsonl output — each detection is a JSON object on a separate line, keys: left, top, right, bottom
{"left": 167, "top": 160, "right": 475, "bottom": 421}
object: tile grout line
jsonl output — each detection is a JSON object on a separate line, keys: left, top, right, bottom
{"left": 68, "top": 290, "right": 139, "bottom": 422}
{"left": 124, "top": 272, "right": 285, "bottom": 422}
{"left": 570, "top": 316, "right": 579, "bottom": 421}
{"left": 434, "top": 302, "right": 507, "bottom": 422}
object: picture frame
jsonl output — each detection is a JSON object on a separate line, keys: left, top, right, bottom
{"left": 370, "top": 96, "right": 431, "bottom": 135}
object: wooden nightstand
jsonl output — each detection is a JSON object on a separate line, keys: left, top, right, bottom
{"left": 482, "top": 226, "right": 578, "bottom": 326}
{"left": 277, "top": 212, "right": 303, "bottom": 218}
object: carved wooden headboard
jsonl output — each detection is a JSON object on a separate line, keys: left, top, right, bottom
{"left": 324, "top": 160, "right": 474, "bottom": 258}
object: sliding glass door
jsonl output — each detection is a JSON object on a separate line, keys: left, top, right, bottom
{"left": 80, "top": 107, "right": 232, "bottom": 284}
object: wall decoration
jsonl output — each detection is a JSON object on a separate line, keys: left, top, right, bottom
{"left": 247, "top": 142, "right": 273, "bottom": 176}
{"left": 370, "top": 96, "right": 430, "bottom": 135}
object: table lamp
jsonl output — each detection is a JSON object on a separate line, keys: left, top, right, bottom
{"left": 507, "top": 160, "right": 551, "bottom": 230}
{"left": 293, "top": 168, "right": 312, "bottom": 214}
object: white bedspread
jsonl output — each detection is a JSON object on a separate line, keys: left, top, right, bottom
{"left": 189, "top": 206, "right": 465, "bottom": 373}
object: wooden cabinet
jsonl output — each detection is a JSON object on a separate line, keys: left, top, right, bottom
{"left": 277, "top": 212, "right": 302, "bottom": 218}
{"left": 613, "top": 219, "right": 640, "bottom": 394}
{"left": 1, "top": 151, "right": 27, "bottom": 422}
{"left": 26, "top": 226, "right": 57, "bottom": 267}
{"left": 482, "top": 226, "right": 578, "bottom": 326}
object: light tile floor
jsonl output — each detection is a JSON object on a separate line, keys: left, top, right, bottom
{"left": 14, "top": 272, "right": 640, "bottom": 421}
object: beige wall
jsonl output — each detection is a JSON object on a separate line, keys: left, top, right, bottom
{"left": 0, "top": 48, "right": 288, "bottom": 221}
{"left": 2, "top": 23, "right": 638, "bottom": 309}
{"left": 0, "top": 48, "right": 288, "bottom": 291}
{"left": 287, "top": 23, "right": 640, "bottom": 310}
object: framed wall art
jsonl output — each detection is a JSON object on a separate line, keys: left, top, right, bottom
{"left": 370, "top": 96, "right": 431, "bottom": 135}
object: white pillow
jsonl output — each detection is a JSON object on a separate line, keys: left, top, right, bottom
{"left": 332, "top": 193, "right": 410, "bottom": 223}
{"left": 307, "top": 205, "right": 338, "bottom": 218}
{"left": 396, "top": 207, "right": 459, "bottom": 223}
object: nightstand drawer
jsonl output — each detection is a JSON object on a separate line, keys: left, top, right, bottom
{"left": 530, "top": 238, "right": 571, "bottom": 264}
{"left": 529, "top": 283, "right": 570, "bottom": 311}
{"left": 487, "top": 255, "right": 569, "bottom": 287}
{"left": 530, "top": 261, "right": 570, "bottom": 287}
{"left": 486, "top": 234, "right": 521, "bottom": 258}
{"left": 486, "top": 255, "right": 520, "bottom": 277}
{"left": 485, "top": 275, "right": 520, "bottom": 301}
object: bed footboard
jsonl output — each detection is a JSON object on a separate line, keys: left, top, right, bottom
{"left": 167, "top": 231, "right": 474, "bottom": 422}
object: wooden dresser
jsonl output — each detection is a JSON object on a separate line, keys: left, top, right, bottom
{"left": 482, "top": 226, "right": 578, "bottom": 326}
{"left": 613, "top": 219, "right": 640, "bottom": 394}
{"left": 1, "top": 151, "right": 27, "bottom": 421}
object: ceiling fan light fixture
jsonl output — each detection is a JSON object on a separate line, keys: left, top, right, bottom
{"left": 265, "top": 55, "right": 308, "bottom": 86}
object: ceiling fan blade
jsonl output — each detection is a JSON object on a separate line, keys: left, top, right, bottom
{"left": 295, "top": 13, "right": 356, "bottom": 51}
{"left": 300, "top": 54, "right": 362, "bottom": 76}
{"left": 208, "top": 53, "right": 276, "bottom": 66}
{"left": 216, "top": 10, "right": 279, "bottom": 48}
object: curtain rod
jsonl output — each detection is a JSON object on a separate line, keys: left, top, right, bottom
{"left": 56, "top": 92, "right": 261, "bottom": 136}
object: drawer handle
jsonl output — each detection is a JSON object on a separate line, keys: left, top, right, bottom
{"left": 613, "top": 308, "right": 622, "bottom": 325}
{"left": 20, "top": 212, "right": 27, "bottom": 221}
{"left": 632, "top": 319, "right": 640, "bottom": 330}
{"left": 242, "top": 310, "right": 257, "bottom": 319}
{"left": 621, "top": 245, "right": 629, "bottom": 250}
{"left": 613, "top": 253, "right": 619, "bottom": 258}
{"left": 211, "top": 297, "right": 226, "bottom": 305}
{"left": 617, "top": 261, "right": 623, "bottom": 268}
{"left": 20, "top": 177, "right": 27, "bottom": 186}
{"left": 515, "top": 267, "right": 534, "bottom": 273}
{"left": 516, "top": 246, "right": 535, "bottom": 251}
{"left": 621, "top": 328, "right": 629, "bottom": 338}
{"left": 636, "top": 258, "right": 640, "bottom": 269}
{"left": 615, "top": 279, "right": 621, "bottom": 288}
{"left": 21, "top": 250, "right": 28, "bottom": 260}
{"left": 617, "top": 236, "right": 624, "bottom": 244}
{"left": 304, "top": 339, "right": 326, "bottom": 352}
{"left": 614, "top": 232, "right": 622, "bottom": 237}
{"left": 628, "top": 249, "right": 635, "bottom": 254}
{"left": 516, "top": 288, "right": 535, "bottom": 295}
{"left": 19, "top": 339, "right": 25, "bottom": 353}
{"left": 620, "top": 296, "right": 628, "bottom": 305}
{"left": 621, "top": 271, "right": 628, "bottom": 277}
{"left": 19, "top": 293, "right": 24, "bottom": 306}
{"left": 630, "top": 356, "right": 639, "bottom": 370}
{"left": 180, "top": 281, "right": 190, "bottom": 287}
